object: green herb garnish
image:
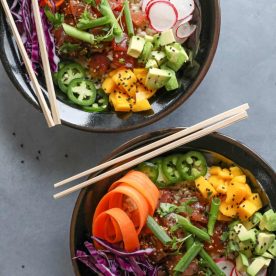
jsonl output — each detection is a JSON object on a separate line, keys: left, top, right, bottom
{"left": 59, "top": 42, "right": 81, "bottom": 54}
{"left": 44, "top": 6, "right": 64, "bottom": 29}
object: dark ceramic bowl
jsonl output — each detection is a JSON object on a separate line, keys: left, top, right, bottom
{"left": 70, "top": 128, "right": 276, "bottom": 275}
{"left": 0, "top": 1, "right": 220, "bottom": 132}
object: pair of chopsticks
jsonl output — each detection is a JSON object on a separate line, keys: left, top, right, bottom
{"left": 0, "top": 0, "right": 60, "bottom": 127}
{"left": 53, "top": 103, "right": 250, "bottom": 199}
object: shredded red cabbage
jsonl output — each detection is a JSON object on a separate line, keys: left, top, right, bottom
{"left": 74, "top": 237, "right": 159, "bottom": 276}
{"left": 11, "top": 0, "right": 59, "bottom": 72}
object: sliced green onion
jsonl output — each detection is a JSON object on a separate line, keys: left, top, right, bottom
{"left": 185, "top": 236, "right": 226, "bottom": 276}
{"left": 207, "top": 197, "right": 221, "bottom": 236}
{"left": 175, "top": 215, "right": 210, "bottom": 242}
{"left": 185, "top": 235, "right": 194, "bottom": 250}
{"left": 123, "top": 0, "right": 134, "bottom": 36}
{"left": 199, "top": 249, "right": 226, "bottom": 276}
{"left": 77, "top": 16, "right": 109, "bottom": 30}
{"left": 146, "top": 216, "right": 172, "bottom": 246}
{"left": 173, "top": 242, "right": 202, "bottom": 274}
{"left": 100, "top": 0, "right": 123, "bottom": 36}
{"left": 62, "top": 23, "right": 95, "bottom": 44}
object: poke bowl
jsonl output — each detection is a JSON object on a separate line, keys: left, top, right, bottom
{"left": 70, "top": 128, "right": 276, "bottom": 275}
{"left": 0, "top": 0, "right": 220, "bottom": 132}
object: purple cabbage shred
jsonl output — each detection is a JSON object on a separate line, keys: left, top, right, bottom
{"left": 74, "top": 237, "right": 159, "bottom": 276}
{"left": 11, "top": 0, "right": 59, "bottom": 72}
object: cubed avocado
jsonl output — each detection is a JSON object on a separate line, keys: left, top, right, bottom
{"left": 268, "top": 240, "right": 276, "bottom": 256}
{"left": 161, "top": 65, "right": 179, "bottom": 91}
{"left": 153, "top": 33, "right": 161, "bottom": 50}
{"left": 239, "top": 239, "right": 255, "bottom": 252}
{"left": 145, "top": 59, "right": 158, "bottom": 69}
{"left": 247, "top": 257, "right": 271, "bottom": 276}
{"left": 159, "top": 29, "right": 176, "bottom": 46}
{"left": 259, "top": 209, "right": 276, "bottom": 231}
{"left": 165, "top": 43, "right": 189, "bottom": 71}
{"left": 145, "top": 68, "right": 171, "bottom": 90}
{"left": 234, "top": 224, "right": 248, "bottom": 241}
{"left": 150, "top": 51, "right": 166, "bottom": 66}
{"left": 255, "top": 232, "right": 275, "bottom": 255}
{"left": 144, "top": 34, "right": 154, "bottom": 42}
{"left": 127, "top": 36, "right": 146, "bottom": 58}
{"left": 262, "top": 251, "right": 274, "bottom": 259}
{"left": 139, "top": 41, "right": 153, "bottom": 63}
{"left": 243, "top": 212, "right": 263, "bottom": 230}
{"left": 229, "top": 220, "right": 240, "bottom": 230}
{"left": 236, "top": 253, "right": 249, "bottom": 272}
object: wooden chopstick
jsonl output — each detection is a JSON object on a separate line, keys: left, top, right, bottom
{"left": 0, "top": 0, "right": 55, "bottom": 127}
{"left": 32, "top": 0, "right": 61, "bottom": 125}
{"left": 54, "top": 103, "right": 249, "bottom": 188}
{"left": 53, "top": 109, "right": 248, "bottom": 199}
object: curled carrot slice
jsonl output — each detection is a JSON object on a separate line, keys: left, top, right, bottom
{"left": 94, "top": 185, "right": 149, "bottom": 234}
{"left": 92, "top": 171, "right": 160, "bottom": 252}
{"left": 109, "top": 170, "right": 160, "bottom": 215}
{"left": 93, "top": 208, "right": 139, "bottom": 252}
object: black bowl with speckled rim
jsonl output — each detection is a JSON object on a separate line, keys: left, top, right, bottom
{"left": 70, "top": 128, "right": 276, "bottom": 275}
{"left": 0, "top": 0, "right": 220, "bottom": 132}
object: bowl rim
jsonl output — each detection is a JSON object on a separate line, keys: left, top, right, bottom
{"left": 0, "top": 1, "right": 221, "bottom": 133}
{"left": 69, "top": 128, "right": 276, "bottom": 275}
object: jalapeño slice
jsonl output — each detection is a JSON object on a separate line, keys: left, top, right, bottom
{"left": 151, "top": 158, "right": 171, "bottom": 188}
{"left": 162, "top": 154, "right": 181, "bottom": 183}
{"left": 177, "top": 151, "right": 207, "bottom": 181}
{"left": 83, "top": 89, "right": 109, "bottom": 112}
{"left": 57, "top": 63, "right": 85, "bottom": 93}
{"left": 67, "top": 79, "right": 97, "bottom": 106}
{"left": 137, "top": 162, "right": 158, "bottom": 183}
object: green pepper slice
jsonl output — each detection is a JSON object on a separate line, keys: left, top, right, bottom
{"left": 150, "top": 158, "right": 171, "bottom": 188}
{"left": 57, "top": 63, "right": 85, "bottom": 93}
{"left": 67, "top": 79, "right": 97, "bottom": 106}
{"left": 83, "top": 89, "right": 109, "bottom": 112}
{"left": 177, "top": 151, "right": 207, "bottom": 181}
{"left": 137, "top": 162, "right": 158, "bottom": 183}
{"left": 162, "top": 154, "right": 182, "bottom": 183}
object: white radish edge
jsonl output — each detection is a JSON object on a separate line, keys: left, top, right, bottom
{"left": 142, "top": 0, "right": 154, "bottom": 12}
{"left": 176, "top": 22, "right": 196, "bottom": 39}
{"left": 168, "top": 0, "right": 195, "bottom": 20}
{"left": 215, "top": 259, "right": 235, "bottom": 276}
{"left": 145, "top": 0, "right": 169, "bottom": 13}
{"left": 172, "top": 16, "right": 192, "bottom": 43}
{"left": 230, "top": 267, "right": 238, "bottom": 276}
{"left": 147, "top": 1, "right": 178, "bottom": 32}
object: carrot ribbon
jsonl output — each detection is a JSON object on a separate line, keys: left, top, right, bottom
{"left": 92, "top": 170, "right": 160, "bottom": 251}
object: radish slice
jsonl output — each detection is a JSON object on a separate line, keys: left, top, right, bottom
{"left": 172, "top": 16, "right": 192, "bottom": 43}
{"left": 181, "top": 14, "right": 193, "bottom": 24}
{"left": 235, "top": 269, "right": 247, "bottom": 276}
{"left": 169, "top": 0, "right": 195, "bottom": 20}
{"left": 215, "top": 259, "right": 235, "bottom": 276}
{"left": 176, "top": 22, "right": 196, "bottom": 38}
{"left": 147, "top": 1, "right": 178, "bottom": 32}
{"left": 230, "top": 268, "right": 238, "bottom": 276}
{"left": 142, "top": 0, "right": 154, "bottom": 12}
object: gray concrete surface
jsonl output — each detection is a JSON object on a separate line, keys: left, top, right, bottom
{"left": 0, "top": 0, "right": 276, "bottom": 275}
